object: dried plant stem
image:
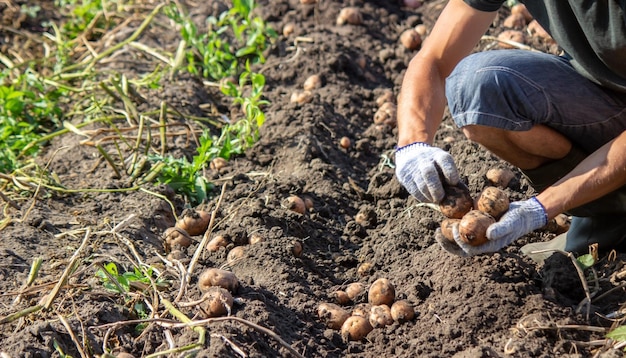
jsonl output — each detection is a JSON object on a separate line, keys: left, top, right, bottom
{"left": 173, "top": 316, "right": 305, "bottom": 358}
{"left": 57, "top": 312, "right": 88, "bottom": 358}
{"left": 42, "top": 228, "right": 91, "bottom": 310}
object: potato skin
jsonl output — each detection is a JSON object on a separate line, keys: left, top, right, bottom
{"left": 439, "top": 184, "right": 474, "bottom": 219}
{"left": 440, "top": 218, "right": 460, "bottom": 242}
{"left": 198, "top": 268, "right": 239, "bottom": 293}
{"left": 458, "top": 210, "right": 496, "bottom": 246}
{"left": 200, "top": 287, "right": 233, "bottom": 318}
{"left": 369, "top": 304, "right": 394, "bottom": 328}
{"left": 486, "top": 167, "right": 515, "bottom": 188}
{"left": 175, "top": 209, "right": 211, "bottom": 236}
{"left": 476, "top": 186, "right": 510, "bottom": 219}
{"left": 390, "top": 300, "right": 415, "bottom": 322}
{"left": 368, "top": 278, "right": 395, "bottom": 306}
{"left": 341, "top": 315, "right": 373, "bottom": 341}
{"left": 318, "top": 302, "right": 350, "bottom": 330}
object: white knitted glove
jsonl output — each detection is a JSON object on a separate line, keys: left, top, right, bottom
{"left": 395, "top": 142, "right": 460, "bottom": 203}
{"left": 435, "top": 197, "right": 548, "bottom": 257}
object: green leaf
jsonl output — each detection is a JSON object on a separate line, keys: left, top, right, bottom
{"left": 607, "top": 325, "right": 626, "bottom": 342}
{"left": 576, "top": 254, "right": 595, "bottom": 269}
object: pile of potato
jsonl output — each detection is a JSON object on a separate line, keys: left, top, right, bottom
{"left": 317, "top": 278, "right": 415, "bottom": 341}
{"left": 439, "top": 184, "right": 510, "bottom": 246}
{"left": 438, "top": 167, "right": 569, "bottom": 246}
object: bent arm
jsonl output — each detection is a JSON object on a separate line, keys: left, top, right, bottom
{"left": 537, "top": 131, "right": 626, "bottom": 218}
{"left": 397, "top": 0, "right": 496, "bottom": 147}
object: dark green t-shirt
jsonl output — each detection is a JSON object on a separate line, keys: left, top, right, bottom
{"left": 464, "top": 0, "right": 626, "bottom": 93}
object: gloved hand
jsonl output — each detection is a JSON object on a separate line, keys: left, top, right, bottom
{"left": 395, "top": 142, "right": 460, "bottom": 203}
{"left": 435, "top": 197, "right": 548, "bottom": 257}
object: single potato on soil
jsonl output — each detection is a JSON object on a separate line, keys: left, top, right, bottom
{"left": 318, "top": 302, "right": 350, "bottom": 330}
{"left": 198, "top": 268, "right": 239, "bottom": 293}
{"left": 341, "top": 315, "right": 373, "bottom": 341}
{"left": 368, "top": 278, "right": 395, "bottom": 306}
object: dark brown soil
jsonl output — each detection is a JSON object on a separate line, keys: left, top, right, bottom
{"left": 1, "top": 1, "right": 625, "bottom": 357}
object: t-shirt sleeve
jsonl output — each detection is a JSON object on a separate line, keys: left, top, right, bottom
{"left": 463, "top": 0, "right": 504, "bottom": 12}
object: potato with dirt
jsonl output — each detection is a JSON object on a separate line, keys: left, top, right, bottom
{"left": 476, "top": 186, "right": 510, "bottom": 219}
{"left": 439, "top": 183, "right": 474, "bottom": 219}
{"left": 458, "top": 210, "right": 496, "bottom": 246}
{"left": 198, "top": 268, "right": 239, "bottom": 293}
{"left": 318, "top": 302, "right": 350, "bottom": 330}
{"left": 200, "top": 287, "right": 233, "bottom": 318}
{"left": 341, "top": 315, "right": 373, "bottom": 341}
{"left": 368, "top": 278, "right": 395, "bottom": 306}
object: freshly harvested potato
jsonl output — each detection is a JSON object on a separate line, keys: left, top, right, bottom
{"left": 351, "top": 303, "right": 371, "bottom": 318}
{"left": 200, "top": 287, "right": 233, "bottom": 318}
{"left": 369, "top": 304, "right": 394, "bottom": 328}
{"left": 198, "top": 268, "right": 239, "bottom": 293}
{"left": 458, "top": 210, "right": 496, "bottom": 246}
{"left": 368, "top": 278, "right": 395, "bottom": 306}
{"left": 345, "top": 282, "right": 365, "bottom": 301}
{"left": 541, "top": 213, "right": 570, "bottom": 234}
{"left": 486, "top": 167, "right": 515, "bottom": 188}
{"left": 476, "top": 186, "right": 510, "bottom": 219}
{"left": 511, "top": 3, "right": 533, "bottom": 22}
{"left": 390, "top": 300, "right": 415, "bottom": 322}
{"left": 210, "top": 157, "right": 227, "bottom": 171}
{"left": 503, "top": 13, "right": 526, "bottom": 29}
{"left": 227, "top": 246, "right": 246, "bottom": 264}
{"left": 440, "top": 218, "right": 460, "bottom": 242}
{"left": 357, "top": 262, "right": 374, "bottom": 277}
{"left": 290, "top": 240, "right": 303, "bottom": 258}
{"left": 439, "top": 184, "right": 474, "bottom": 219}
{"left": 206, "top": 234, "right": 229, "bottom": 252}
{"left": 341, "top": 316, "right": 373, "bottom": 341}
{"left": 336, "top": 7, "right": 362, "bottom": 26}
{"left": 284, "top": 195, "right": 307, "bottom": 215}
{"left": 303, "top": 74, "right": 322, "bottom": 91}
{"left": 290, "top": 90, "right": 313, "bottom": 104}
{"left": 163, "top": 227, "right": 192, "bottom": 252}
{"left": 333, "top": 290, "right": 351, "bottom": 305}
{"left": 373, "top": 102, "right": 397, "bottom": 127}
{"left": 176, "top": 209, "right": 211, "bottom": 236}
{"left": 249, "top": 233, "right": 265, "bottom": 245}
{"left": 318, "top": 302, "right": 350, "bottom": 330}
{"left": 497, "top": 30, "right": 525, "bottom": 49}
{"left": 400, "top": 28, "right": 422, "bottom": 50}
{"left": 375, "top": 90, "right": 395, "bottom": 107}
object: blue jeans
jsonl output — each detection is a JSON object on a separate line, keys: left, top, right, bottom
{"left": 445, "top": 50, "right": 626, "bottom": 154}
{"left": 445, "top": 50, "right": 626, "bottom": 252}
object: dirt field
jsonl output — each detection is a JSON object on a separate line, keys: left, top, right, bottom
{"left": 1, "top": 0, "right": 625, "bottom": 357}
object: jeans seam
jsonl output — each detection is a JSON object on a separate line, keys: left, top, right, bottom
{"left": 475, "top": 65, "right": 552, "bottom": 121}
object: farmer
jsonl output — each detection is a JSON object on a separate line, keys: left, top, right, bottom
{"left": 394, "top": 0, "right": 626, "bottom": 260}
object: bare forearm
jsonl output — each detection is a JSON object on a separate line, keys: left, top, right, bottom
{"left": 396, "top": 0, "right": 496, "bottom": 148}
{"left": 537, "top": 131, "right": 626, "bottom": 218}
{"left": 397, "top": 55, "right": 447, "bottom": 147}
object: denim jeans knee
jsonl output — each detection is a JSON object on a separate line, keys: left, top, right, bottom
{"left": 445, "top": 50, "right": 626, "bottom": 153}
